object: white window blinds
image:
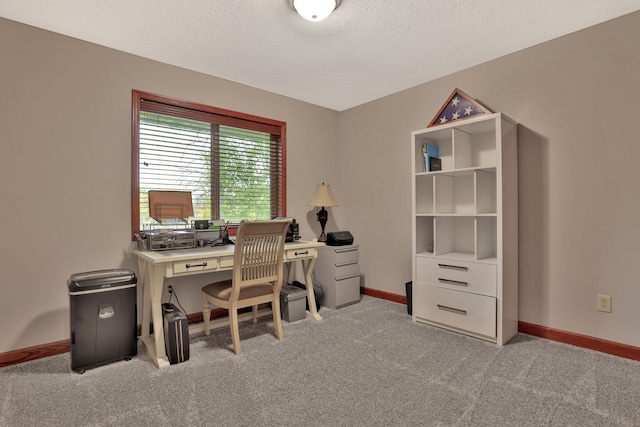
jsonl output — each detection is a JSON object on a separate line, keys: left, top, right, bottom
{"left": 132, "top": 92, "right": 285, "bottom": 235}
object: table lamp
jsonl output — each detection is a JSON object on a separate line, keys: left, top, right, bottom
{"left": 308, "top": 182, "right": 338, "bottom": 242}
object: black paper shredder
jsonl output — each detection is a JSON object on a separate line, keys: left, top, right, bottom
{"left": 67, "top": 269, "right": 137, "bottom": 373}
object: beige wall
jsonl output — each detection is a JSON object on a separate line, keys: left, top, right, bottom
{"left": 341, "top": 11, "right": 640, "bottom": 347}
{"left": 0, "top": 18, "right": 340, "bottom": 353}
{"left": 1, "top": 11, "right": 639, "bottom": 354}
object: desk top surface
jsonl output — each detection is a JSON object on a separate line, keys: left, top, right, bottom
{"left": 134, "top": 240, "right": 325, "bottom": 264}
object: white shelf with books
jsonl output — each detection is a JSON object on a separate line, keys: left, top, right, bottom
{"left": 413, "top": 116, "right": 498, "bottom": 173}
{"left": 410, "top": 112, "right": 518, "bottom": 345}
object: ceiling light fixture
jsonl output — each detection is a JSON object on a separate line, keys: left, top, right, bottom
{"left": 291, "top": 0, "right": 341, "bottom": 22}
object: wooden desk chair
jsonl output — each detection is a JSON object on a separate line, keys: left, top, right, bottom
{"left": 201, "top": 219, "right": 292, "bottom": 355}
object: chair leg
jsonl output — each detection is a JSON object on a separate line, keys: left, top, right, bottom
{"left": 229, "top": 308, "right": 241, "bottom": 355}
{"left": 272, "top": 297, "right": 284, "bottom": 342}
{"left": 202, "top": 297, "right": 211, "bottom": 336}
{"left": 252, "top": 305, "right": 258, "bottom": 323}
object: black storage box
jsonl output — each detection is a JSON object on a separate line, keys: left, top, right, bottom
{"left": 67, "top": 269, "right": 137, "bottom": 373}
{"left": 162, "top": 303, "right": 189, "bottom": 364}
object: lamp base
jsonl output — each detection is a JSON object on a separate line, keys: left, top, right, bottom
{"left": 317, "top": 207, "right": 328, "bottom": 243}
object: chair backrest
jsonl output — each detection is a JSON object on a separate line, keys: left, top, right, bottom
{"left": 232, "top": 219, "right": 292, "bottom": 290}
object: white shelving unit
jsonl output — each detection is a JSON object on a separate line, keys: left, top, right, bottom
{"left": 411, "top": 113, "right": 518, "bottom": 345}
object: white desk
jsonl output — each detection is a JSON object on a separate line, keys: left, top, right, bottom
{"left": 134, "top": 240, "right": 324, "bottom": 368}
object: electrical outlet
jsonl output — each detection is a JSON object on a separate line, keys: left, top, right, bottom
{"left": 597, "top": 294, "right": 611, "bottom": 313}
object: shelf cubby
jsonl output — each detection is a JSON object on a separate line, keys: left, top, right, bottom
{"left": 434, "top": 172, "right": 474, "bottom": 214}
{"left": 476, "top": 216, "right": 497, "bottom": 260}
{"left": 414, "top": 216, "right": 434, "bottom": 256}
{"left": 475, "top": 169, "right": 496, "bottom": 214}
{"left": 434, "top": 216, "right": 475, "bottom": 258}
{"left": 414, "top": 174, "right": 434, "bottom": 214}
{"left": 415, "top": 215, "right": 498, "bottom": 262}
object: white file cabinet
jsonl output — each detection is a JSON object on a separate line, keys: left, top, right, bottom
{"left": 315, "top": 244, "right": 360, "bottom": 309}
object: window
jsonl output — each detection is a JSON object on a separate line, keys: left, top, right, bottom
{"left": 131, "top": 90, "right": 286, "bottom": 238}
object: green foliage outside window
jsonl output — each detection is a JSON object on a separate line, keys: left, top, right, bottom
{"left": 139, "top": 112, "right": 272, "bottom": 228}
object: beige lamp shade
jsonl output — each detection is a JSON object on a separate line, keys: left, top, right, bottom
{"left": 308, "top": 183, "right": 338, "bottom": 207}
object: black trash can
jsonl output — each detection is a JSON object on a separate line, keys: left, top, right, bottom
{"left": 405, "top": 281, "right": 413, "bottom": 315}
{"left": 67, "top": 269, "right": 137, "bottom": 373}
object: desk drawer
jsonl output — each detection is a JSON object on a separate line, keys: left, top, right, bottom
{"left": 416, "top": 257, "right": 496, "bottom": 297}
{"left": 285, "top": 247, "right": 317, "bottom": 261}
{"left": 413, "top": 284, "right": 496, "bottom": 338}
{"left": 173, "top": 258, "right": 218, "bottom": 274}
{"left": 219, "top": 255, "right": 234, "bottom": 269}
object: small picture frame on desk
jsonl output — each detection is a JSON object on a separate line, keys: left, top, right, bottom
{"left": 428, "top": 157, "right": 442, "bottom": 172}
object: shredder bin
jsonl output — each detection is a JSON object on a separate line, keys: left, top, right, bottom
{"left": 67, "top": 269, "right": 137, "bottom": 373}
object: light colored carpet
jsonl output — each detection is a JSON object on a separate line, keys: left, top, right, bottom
{"left": 1, "top": 295, "right": 640, "bottom": 426}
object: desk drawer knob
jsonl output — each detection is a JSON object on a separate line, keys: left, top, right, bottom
{"left": 186, "top": 262, "right": 207, "bottom": 269}
{"left": 295, "top": 251, "right": 308, "bottom": 256}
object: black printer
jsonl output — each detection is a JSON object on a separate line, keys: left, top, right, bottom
{"left": 327, "top": 231, "right": 354, "bottom": 246}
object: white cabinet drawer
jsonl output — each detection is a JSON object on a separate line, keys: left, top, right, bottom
{"left": 331, "top": 262, "right": 360, "bottom": 280}
{"left": 413, "top": 284, "right": 496, "bottom": 338}
{"left": 173, "top": 258, "right": 218, "bottom": 274}
{"left": 319, "top": 244, "right": 359, "bottom": 265}
{"left": 335, "top": 275, "right": 361, "bottom": 308}
{"left": 334, "top": 248, "right": 359, "bottom": 265}
{"left": 321, "top": 275, "right": 360, "bottom": 309}
{"left": 416, "top": 257, "right": 496, "bottom": 297}
{"left": 285, "top": 247, "right": 317, "bottom": 261}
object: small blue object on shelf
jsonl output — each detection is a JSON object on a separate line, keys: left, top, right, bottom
{"left": 423, "top": 143, "right": 439, "bottom": 172}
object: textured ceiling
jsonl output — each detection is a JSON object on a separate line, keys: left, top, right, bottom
{"left": 2, "top": 0, "right": 639, "bottom": 111}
